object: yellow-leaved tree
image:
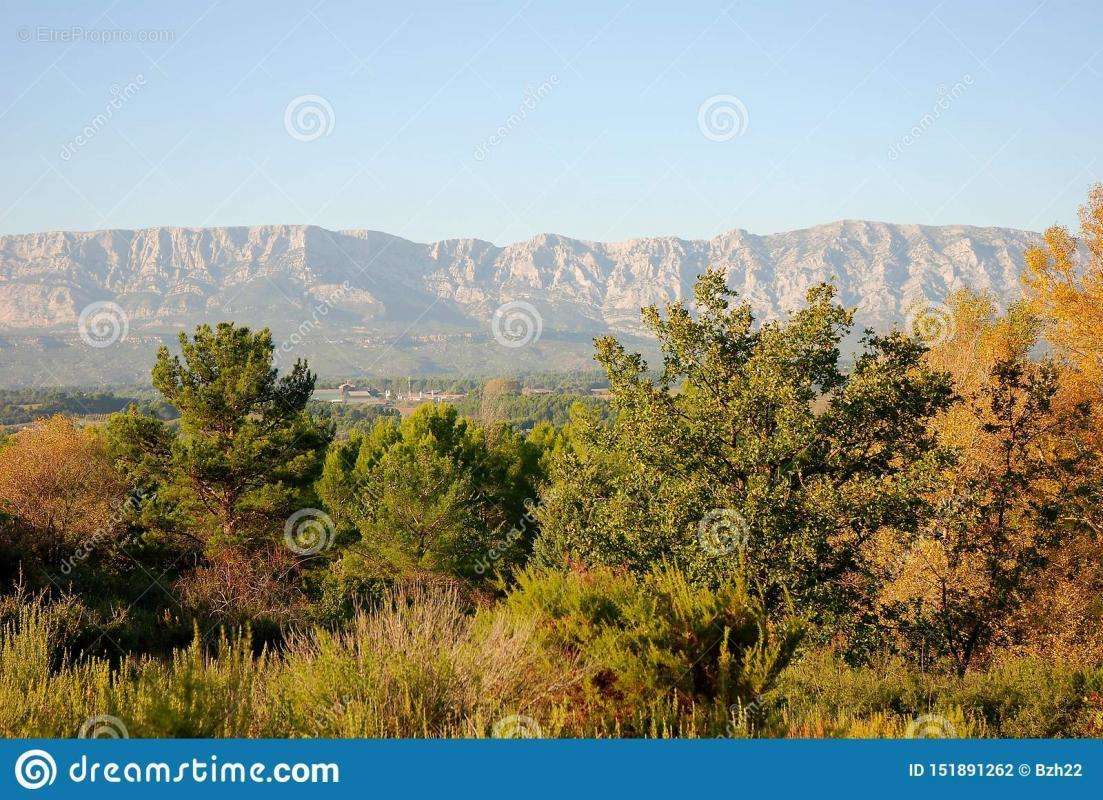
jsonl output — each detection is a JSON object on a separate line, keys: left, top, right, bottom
{"left": 0, "top": 415, "right": 127, "bottom": 575}
{"left": 877, "top": 290, "right": 1094, "bottom": 673}
{"left": 1012, "top": 185, "right": 1103, "bottom": 661}
{"left": 1024, "top": 183, "right": 1103, "bottom": 399}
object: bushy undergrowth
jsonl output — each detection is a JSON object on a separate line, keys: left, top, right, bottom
{"left": 4, "top": 574, "right": 1102, "bottom": 739}
{"left": 762, "top": 650, "right": 1103, "bottom": 738}
{"left": 0, "top": 586, "right": 564, "bottom": 738}
{"left": 497, "top": 566, "right": 804, "bottom": 733}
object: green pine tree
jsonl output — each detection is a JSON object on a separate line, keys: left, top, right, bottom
{"left": 138, "top": 323, "right": 333, "bottom": 551}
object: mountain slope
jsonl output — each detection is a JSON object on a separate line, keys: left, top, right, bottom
{"left": 0, "top": 221, "right": 1037, "bottom": 386}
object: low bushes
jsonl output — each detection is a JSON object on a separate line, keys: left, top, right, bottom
{"left": 498, "top": 566, "right": 804, "bottom": 733}
{"left": 267, "top": 584, "right": 574, "bottom": 737}
{"left": 761, "top": 649, "right": 1103, "bottom": 738}
{"left": 2, "top": 572, "right": 1102, "bottom": 738}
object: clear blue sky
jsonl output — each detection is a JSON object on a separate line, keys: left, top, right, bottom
{"left": 1, "top": 0, "right": 1099, "bottom": 244}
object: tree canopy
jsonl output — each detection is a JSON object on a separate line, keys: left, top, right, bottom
{"left": 534, "top": 268, "right": 956, "bottom": 632}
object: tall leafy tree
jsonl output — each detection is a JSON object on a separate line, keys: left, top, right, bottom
{"left": 879, "top": 287, "right": 1099, "bottom": 673}
{"left": 883, "top": 356, "right": 1092, "bottom": 674}
{"left": 1021, "top": 184, "right": 1103, "bottom": 540}
{"left": 534, "top": 268, "right": 956, "bottom": 629}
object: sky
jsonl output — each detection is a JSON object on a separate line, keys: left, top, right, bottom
{"left": 0, "top": 0, "right": 1100, "bottom": 245}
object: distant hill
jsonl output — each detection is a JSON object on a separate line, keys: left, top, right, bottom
{"left": 0, "top": 221, "right": 1037, "bottom": 387}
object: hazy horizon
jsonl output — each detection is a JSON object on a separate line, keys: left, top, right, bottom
{"left": 0, "top": 214, "right": 1047, "bottom": 246}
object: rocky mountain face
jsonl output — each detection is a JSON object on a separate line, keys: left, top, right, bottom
{"left": 0, "top": 221, "right": 1037, "bottom": 384}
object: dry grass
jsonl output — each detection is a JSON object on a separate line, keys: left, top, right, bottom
{"left": 3, "top": 584, "right": 1103, "bottom": 739}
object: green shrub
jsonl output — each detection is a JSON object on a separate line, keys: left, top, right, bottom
{"left": 499, "top": 566, "right": 805, "bottom": 731}
{"left": 0, "top": 595, "right": 114, "bottom": 737}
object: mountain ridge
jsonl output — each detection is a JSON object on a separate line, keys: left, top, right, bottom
{"left": 0, "top": 217, "right": 1032, "bottom": 243}
{"left": 0, "top": 220, "right": 1039, "bottom": 385}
